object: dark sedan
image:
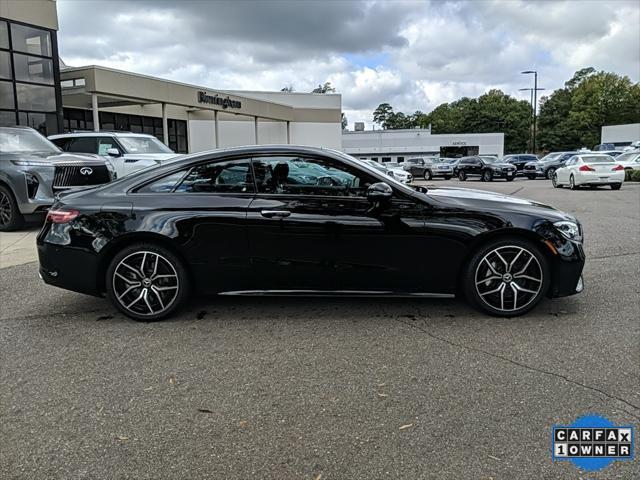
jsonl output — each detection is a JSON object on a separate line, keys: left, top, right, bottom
{"left": 37, "top": 145, "right": 585, "bottom": 321}
{"left": 502, "top": 154, "right": 539, "bottom": 175}
{"left": 454, "top": 156, "right": 517, "bottom": 181}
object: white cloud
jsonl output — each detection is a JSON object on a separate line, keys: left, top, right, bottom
{"left": 56, "top": 0, "right": 640, "bottom": 129}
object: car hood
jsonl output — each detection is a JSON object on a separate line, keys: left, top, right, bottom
{"left": 2, "top": 151, "right": 106, "bottom": 165}
{"left": 425, "top": 186, "right": 575, "bottom": 222}
{"left": 488, "top": 162, "right": 516, "bottom": 169}
{"left": 122, "top": 153, "right": 180, "bottom": 162}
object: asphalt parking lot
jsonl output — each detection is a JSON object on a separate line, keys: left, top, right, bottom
{"left": 1, "top": 178, "right": 638, "bottom": 479}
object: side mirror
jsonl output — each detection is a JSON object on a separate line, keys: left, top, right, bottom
{"left": 106, "top": 148, "right": 120, "bottom": 157}
{"left": 367, "top": 182, "right": 393, "bottom": 202}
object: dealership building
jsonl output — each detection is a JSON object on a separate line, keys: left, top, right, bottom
{"left": 601, "top": 123, "right": 640, "bottom": 148}
{"left": 342, "top": 128, "right": 505, "bottom": 162}
{"left": 1, "top": 1, "right": 342, "bottom": 154}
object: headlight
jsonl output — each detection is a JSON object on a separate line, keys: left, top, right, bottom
{"left": 11, "top": 160, "right": 53, "bottom": 167}
{"left": 553, "top": 221, "right": 582, "bottom": 242}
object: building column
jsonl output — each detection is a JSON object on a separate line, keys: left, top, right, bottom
{"left": 214, "top": 110, "right": 219, "bottom": 148}
{"left": 161, "top": 103, "right": 169, "bottom": 146}
{"left": 91, "top": 93, "right": 100, "bottom": 132}
{"left": 286, "top": 121, "right": 291, "bottom": 144}
{"left": 254, "top": 116, "right": 259, "bottom": 144}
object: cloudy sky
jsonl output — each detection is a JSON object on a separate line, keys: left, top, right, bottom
{"left": 57, "top": 0, "right": 640, "bottom": 128}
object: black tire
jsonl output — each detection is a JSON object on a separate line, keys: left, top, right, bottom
{"left": 569, "top": 174, "right": 578, "bottom": 190}
{"left": 106, "top": 243, "right": 190, "bottom": 322}
{"left": 483, "top": 170, "right": 493, "bottom": 182}
{"left": 424, "top": 169, "right": 432, "bottom": 180}
{"left": 0, "top": 185, "right": 24, "bottom": 232}
{"left": 546, "top": 168, "right": 555, "bottom": 180}
{"left": 462, "top": 237, "right": 550, "bottom": 317}
{"left": 506, "top": 176, "right": 515, "bottom": 182}
{"left": 443, "top": 176, "right": 451, "bottom": 180}
{"left": 551, "top": 173, "right": 562, "bottom": 188}
{"left": 526, "top": 175, "right": 536, "bottom": 180}
{"left": 458, "top": 171, "right": 467, "bottom": 181}
{"left": 610, "top": 183, "right": 622, "bottom": 190}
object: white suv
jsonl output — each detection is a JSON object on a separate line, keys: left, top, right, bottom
{"left": 48, "top": 132, "right": 179, "bottom": 178}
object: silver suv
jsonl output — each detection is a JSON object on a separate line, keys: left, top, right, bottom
{"left": 0, "top": 127, "right": 115, "bottom": 231}
{"left": 48, "top": 132, "right": 179, "bottom": 178}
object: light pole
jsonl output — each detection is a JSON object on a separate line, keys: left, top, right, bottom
{"left": 522, "top": 70, "right": 539, "bottom": 153}
{"left": 519, "top": 86, "right": 545, "bottom": 153}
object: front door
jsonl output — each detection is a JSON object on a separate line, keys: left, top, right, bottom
{"left": 246, "top": 154, "right": 427, "bottom": 292}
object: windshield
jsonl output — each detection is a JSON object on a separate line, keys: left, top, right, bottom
{"left": 581, "top": 155, "right": 614, "bottom": 163}
{"left": 615, "top": 152, "right": 640, "bottom": 162}
{"left": 540, "top": 153, "right": 562, "bottom": 162}
{"left": 0, "top": 128, "right": 60, "bottom": 154}
{"left": 118, "top": 136, "right": 173, "bottom": 154}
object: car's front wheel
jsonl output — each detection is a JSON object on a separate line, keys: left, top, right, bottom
{"left": 443, "top": 176, "right": 451, "bottom": 180}
{"left": 546, "top": 168, "right": 556, "bottom": 180}
{"left": 458, "top": 171, "right": 467, "bottom": 181}
{"left": 463, "top": 238, "right": 550, "bottom": 317}
{"left": 424, "top": 170, "right": 432, "bottom": 180}
{"left": 483, "top": 170, "right": 493, "bottom": 182}
{"left": 0, "top": 185, "right": 24, "bottom": 232}
{"left": 527, "top": 175, "right": 536, "bottom": 180}
{"left": 106, "top": 243, "right": 190, "bottom": 321}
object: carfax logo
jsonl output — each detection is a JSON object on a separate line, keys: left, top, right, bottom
{"left": 552, "top": 415, "right": 634, "bottom": 472}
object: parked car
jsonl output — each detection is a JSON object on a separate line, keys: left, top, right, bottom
{"left": 402, "top": 157, "right": 452, "bottom": 180}
{"left": 612, "top": 151, "right": 640, "bottom": 171}
{"left": 524, "top": 151, "right": 579, "bottom": 180}
{"left": 593, "top": 143, "right": 615, "bottom": 151}
{"left": 361, "top": 160, "right": 412, "bottom": 183}
{"left": 622, "top": 141, "right": 640, "bottom": 152}
{"left": 596, "top": 150, "right": 624, "bottom": 158}
{"left": 551, "top": 154, "right": 624, "bottom": 190}
{"left": 502, "top": 154, "right": 539, "bottom": 175}
{"left": 0, "top": 126, "right": 115, "bottom": 231}
{"left": 454, "top": 156, "right": 517, "bottom": 181}
{"left": 37, "top": 145, "right": 585, "bottom": 321}
{"left": 48, "top": 131, "right": 179, "bottom": 178}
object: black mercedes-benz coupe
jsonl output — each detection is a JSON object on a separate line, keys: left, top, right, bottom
{"left": 37, "top": 145, "right": 585, "bottom": 321}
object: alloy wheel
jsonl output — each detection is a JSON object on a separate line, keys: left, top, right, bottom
{"left": 112, "top": 250, "right": 180, "bottom": 317}
{"left": 546, "top": 168, "right": 555, "bottom": 179}
{"left": 551, "top": 173, "right": 559, "bottom": 188}
{"left": 474, "top": 245, "right": 543, "bottom": 313}
{"left": 0, "top": 191, "right": 11, "bottom": 227}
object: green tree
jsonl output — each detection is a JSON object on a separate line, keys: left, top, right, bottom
{"left": 311, "top": 82, "right": 336, "bottom": 94}
{"left": 373, "top": 103, "right": 394, "bottom": 128}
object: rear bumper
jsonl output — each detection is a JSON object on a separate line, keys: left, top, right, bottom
{"left": 575, "top": 171, "right": 624, "bottom": 185}
{"left": 37, "top": 241, "right": 102, "bottom": 296}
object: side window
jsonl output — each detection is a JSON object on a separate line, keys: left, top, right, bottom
{"left": 137, "top": 170, "right": 189, "bottom": 193}
{"left": 97, "top": 137, "right": 120, "bottom": 155}
{"left": 67, "top": 137, "right": 98, "bottom": 154}
{"left": 177, "top": 159, "right": 253, "bottom": 193}
{"left": 252, "top": 155, "right": 375, "bottom": 197}
{"left": 50, "top": 137, "right": 70, "bottom": 150}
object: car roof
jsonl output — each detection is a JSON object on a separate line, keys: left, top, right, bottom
{"left": 48, "top": 131, "right": 158, "bottom": 139}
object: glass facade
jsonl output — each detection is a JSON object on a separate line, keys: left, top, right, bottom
{"left": 63, "top": 108, "right": 189, "bottom": 153}
{"left": 0, "top": 18, "right": 62, "bottom": 135}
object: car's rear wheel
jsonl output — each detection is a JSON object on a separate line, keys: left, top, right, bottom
{"left": 610, "top": 183, "right": 622, "bottom": 190}
{"left": 483, "top": 170, "right": 493, "bottom": 182}
{"left": 463, "top": 238, "right": 550, "bottom": 317}
{"left": 569, "top": 174, "right": 578, "bottom": 190}
{"left": 443, "top": 176, "right": 451, "bottom": 180}
{"left": 546, "top": 168, "right": 555, "bottom": 180}
{"left": 106, "top": 243, "right": 190, "bottom": 321}
{"left": 458, "top": 171, "right": 467, "bottom": 181}
{"left": 424, "top": 170, "right": 432, "bottom": 180}
{"left": 527, "top": 175, "right": 536, "bottom": 180}
{"left": 0, "top": 185, "right": 24, "bottom": 232}
{"left": 551, "top": 173, "right": 562, "bottom": 188}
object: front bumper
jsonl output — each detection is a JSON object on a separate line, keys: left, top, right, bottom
{"left": 547, "top": 240, "right": 586, "bottom": 298}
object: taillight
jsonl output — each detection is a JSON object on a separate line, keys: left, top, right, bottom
{"left": 46, "top": 209, "right": 79, "bottom": 224}
{"left": 612, "top": 165, "right": 624, "bottom": 171}
{"left": 579, "top": 165, "right": 595, "bottom": 172}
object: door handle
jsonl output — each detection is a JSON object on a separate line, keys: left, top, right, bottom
{"left": 260, "top": 210, "right": 291, "bottom": 218}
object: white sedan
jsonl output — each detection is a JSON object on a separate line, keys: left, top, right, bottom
{"left": 613, "top": 151, "right": 640, "bottom": 171}
{"left": 552, "top": 154, "right": 625, "bottom": 190}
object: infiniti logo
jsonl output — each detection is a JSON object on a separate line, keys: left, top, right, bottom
{"left": 80, "top": 167, "right": 93, "bottom": 176}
